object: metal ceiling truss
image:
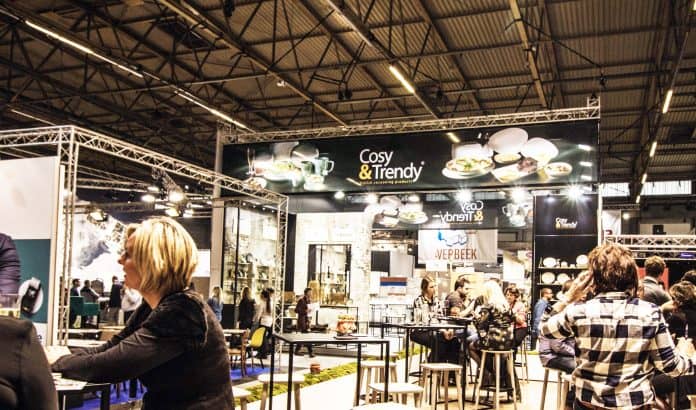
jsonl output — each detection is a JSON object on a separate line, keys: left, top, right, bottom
{"left": 76, "top": 178, "right": 149, "bottom": 192}
{"left": 605, "top": 235, "right": 696, "bottom": 260}
{"left": 0, "top": 125, "right": 288, "bottom": 345}
{"left": 224, "top": 98, "right": 599, "bottom": 143}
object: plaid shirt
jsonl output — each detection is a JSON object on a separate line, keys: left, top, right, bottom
{"left": 541, "top": 292, "right": 696, "bottom": 409}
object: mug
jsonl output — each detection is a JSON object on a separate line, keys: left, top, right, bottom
{"left": 313, "top": 156, "right": 335, "bottom": 176}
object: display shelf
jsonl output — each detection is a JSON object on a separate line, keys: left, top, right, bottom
{"left": 537, "top": 266, "right": 587, "bottom": 270}
{"left": 536, "top": 283, "right": 564, "bottom": 286}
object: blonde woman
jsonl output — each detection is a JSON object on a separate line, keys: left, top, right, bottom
{"left": 52, "top": 217, "right": 234, "bottom": 410}
{"left": 469, "top": 280, "right": 515, "bottom": 365}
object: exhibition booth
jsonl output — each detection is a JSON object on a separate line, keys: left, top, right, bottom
{"left": 221, "top": 101, "right": 603, "bottom": 330}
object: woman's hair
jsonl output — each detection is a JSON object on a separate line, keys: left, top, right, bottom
{"left": 125, "top": 217, "right": 198, "bottom": 297}
{"left": 682, "top": 270, "right": 696, "bottom": 286}
{"left": 504, "top": 287, "right": 520, "bottom": 299}
{"left": 481, "top": 280, "right": 508, "bottom": 311}
{"left": 241, "top": 286, "right": 251, "bottom": 301}
{"left": 420, "top": 276, "right": 435, "bottom": 295}
{"left": 670, "top": 281, "right": 696, "bottom": 308}
{"left": 261, "top": 289, "right": 271, "bottom": 313}
{"left": 588, "top": 243, "right": 639, "bottom": 295}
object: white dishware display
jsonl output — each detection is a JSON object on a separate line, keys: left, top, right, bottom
{"left": 556, "top": 273, "right": 570, "bottom": 284}
{"left": 487, "top": 127, "right": 528, "bottom": 154}
{"left": 541, "top": 272, "right": 556, "bottom": 284}
{"left": 542, "top": 257, "right": 557, "bottom": 268}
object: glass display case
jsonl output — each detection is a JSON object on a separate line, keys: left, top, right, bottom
{"left": 222, "top": 206, "right": 278, "bottom": 305}
{"left": 307, "top": 244, "right": 351, "bottom": 305}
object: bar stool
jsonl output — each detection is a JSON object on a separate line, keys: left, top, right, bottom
{"left": 540, "top": 368, "right": 568, "bottom": 410}
{"left": 558, "top": 373, "right": 572, "bottom": 410}
{"left": 233, "top": 387, "right": 252, "bottom": 410}
{"left": 420, "top": 363, "right": 463, "bottom": 410}
{"left": 352, "top": 403, "right": 418, "bottom": 410}
{"left": 473, "top": 350, "right": 518, "bottom": 410}
{"left": 515, "top": 336, "right": 529, "bottom": 383}
{"left": 257, "top": 373, "right": 304, "bottom": 410}
{"left": 367, "top": 382, "right": 424, "bottom": 406}
{"left": 355, "top": 360, "right": 398, "bottom": 405}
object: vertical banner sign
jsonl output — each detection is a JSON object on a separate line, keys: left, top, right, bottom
{"left": 418, "top": 230, "right": 497, "bottom": 264}
{"left": 0, "top": 157, "right": 61, "bottom": 344}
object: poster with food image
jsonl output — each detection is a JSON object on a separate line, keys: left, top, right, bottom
{"left": 222, "top": 120, "right": 598, "bottom": 194}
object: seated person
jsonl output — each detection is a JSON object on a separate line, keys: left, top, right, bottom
{"left": 445, "top": 276, "right": 469, "bottom": 314}
{"left": 411, "top": 276, "right": 460, "bottom": 363}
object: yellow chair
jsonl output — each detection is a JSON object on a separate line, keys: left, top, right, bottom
{"left": 248, "top": 327, "right": 266, "bottom": 370}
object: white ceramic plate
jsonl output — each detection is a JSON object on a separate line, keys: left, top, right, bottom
{"left": 544, "top": 162, "right": 573, "bottom": 178}
{"left": 576, "top": 254, "right": 589, "bottom": 267}
{"left": 542, "top": 257, "right": 557, "bottom": 268}
{"left": 541, "top": 272, "right": 555, "bottom": 284}
{"left": 488, "top": 127, "right": 528, "bottom": 154}
{"left": 494, "top": 153, "right": 521, "bottom": 164}
{"left": 557, "top": 273, "right": 570, "bottom": 284}
{"left": 451, "top": 143, "right": 491, "bottom": 160}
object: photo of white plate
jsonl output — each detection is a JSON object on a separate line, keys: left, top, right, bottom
{"left": 488, "top": 127, "right": 528, "bottom": 154}
{"left": 451, "top": 143, "right": 492, "bottom": 160}
{"left": 494, "top": 153, "right": 521, "bottom": 164}
{"left": 541, "top": 272, "right": 555, "bottom": 284}
{"left": 543, "top": 257, "right": 557, "bottom": 268}
{"left": 398, "top": 210, "right": 428, "bottom": 224}
{"left": 557, "top": 273, "right": 570, "bottom": 284}
{"left": 544, "top": 162, "right": 573, "bottom": 178}
{"left": 576, "top": 254, "right": 588, "bottom": 267}
{"left": 521, "top": 138, "right": 559, "bottom": 165}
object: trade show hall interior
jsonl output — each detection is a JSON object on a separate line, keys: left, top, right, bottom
{"left": 2, "top": 1, "right": 696, "bottom": 410}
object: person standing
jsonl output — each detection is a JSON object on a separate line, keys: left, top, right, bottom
{"left": 254, "top": 289, "right": 274, "bottom": 359}
{"left": 207, "top": 286, "right": 223, "bottom": 322}
{"left": 237, "top": 287, "right": 255, "bottom": 330}
{"left": 121, "top": 285, "right": 141, "bottom": 324}
{"left": 642, "top": 255, "right": 671, "bottom": 306}
{"left": 0, "top": 233, "right": 21, "bottom": 295}
{"left": 294, "top": 288, "right": 314, "bottom": 357}
{"left": 505, "top": 287, "right": 528, "bottom": 352}
{"left": 69, "top": 278, "right": 81, "bottom": 328}
{"left": 532, "top": 287, "right": 553, "bottom": 349}
{"left": 108, "top": 276, "right": 123, "bottom": 324}
{"left": 80, "top": 280, "right": 100, "bottom": 327}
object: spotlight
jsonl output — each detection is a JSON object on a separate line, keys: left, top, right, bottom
{"left": 407, "top": 194, "right": 420, "bottom": 203}
{"left": 127, "top": 192, "right": 136, "bottom": 203}
{"left": 223, "top": 0, "right": 235, "bottom": 17}
{"left": 168, "top": 189, "right": 185, "bottom": 202}
{"left": 622, "top": 212, "right": 631, "bottom": 220}
{"left": 567, "top": 186, "right": 583, "bottom": 199}
{"left": 456, "top": 190, "right": 472, "bottom": 203}
{"left": 577, "top": 144, "right": 592, "bottom": 151}
{"left": 147, "top": 184, "right": 159, "bottom": 193}
{"left": 511, "top": 188, "right": 527, "bottom": 203}
{"left": 599, "top": 74, "right": 607, "bottom": 89}
{"left": 165, "top": 207, "right": 180, "bottom": 217}
{"left": 334, "top": 191, "right": 345, "bottom": 200}
{"left": 141, "top": 193, "right": 156, "bottom": 203}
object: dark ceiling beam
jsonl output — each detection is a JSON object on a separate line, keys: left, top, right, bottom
{"left": 296, "top": 0, "right": 407, "bottom": 116}
{"left": 510, "top": 0, "right": 548, "bottom": 108}
{"left": 157, "top": 0, "right": 347, "bottom": 126}
{"left": 537, "top": 0, "right": 565, "bottom": 108}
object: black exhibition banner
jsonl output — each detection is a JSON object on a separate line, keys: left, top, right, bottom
{"left": 533, "top": 194, "right": 599, "bottom": 236}
{"left": 223, "top": 120, "right": 598, "bottom": 194}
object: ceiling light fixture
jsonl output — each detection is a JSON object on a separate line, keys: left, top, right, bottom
{"left": 26, "top": 20, "right": 143, "bottom": 78}
{"left": 388, "top": 64, "right": 415, "bottom": 94}
{"left": 408, "top": 194, "right": 420, "bottom": 203}
{"left": 577, "top": 144, "right": 592, "bottom": 151}
{"left": 641, "top": 173, "right": 648, "bottom": 184}
{"left": 10, "top": 109, "right": 55, "bottom": 125}
{"left": 456, "top": 190, "right": 473, "bottom": 203}
{"left": 147, "top": 184, "right": 160, "bottom": 193}
{"left": 168, "top": 189, "right": 185, "bottom": 202}
{"left": 176, "top": 90, "right": 249, "bottom": 130}
{"left": 567, "top": 186, "right": 583, "bottom": 200}
{"left": 649, "top": 141, "right": 658, "bottom": 157}
{"left": 662, "top": 89, "right": 673, "bottom": 114}
{"left": 141, "top": 193, "right": 156, "bottom": 203}
{"left": 334, "top": 191, "right": 346, "bottom": 200}
{"left": 446, "top": 132, "right": 460, "bottom": 144}
{"left": 635, "top": 195, "right": 641, "bottom": 204}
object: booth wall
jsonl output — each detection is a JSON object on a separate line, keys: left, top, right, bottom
{"left": 0, "top": 156, "right": 61, "bottom": 344}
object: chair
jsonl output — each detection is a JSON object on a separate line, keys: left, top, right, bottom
{"left": 69, "top": 296, "right": 99, "bottom": 328}
{"left": 419, "top": 363, "right": 463, "bottom": 410}
{"left": 233, "top": 387, "right": 252, "bottom": 410}
{"left": 257, "top": 373, "right": 303, "bottom": 410}
{"left": 229, "top": 330, "right": 250, "bottom": 376}
{"left": 354, "top": 360, "right": 398, "bottom": 405}
{"left": 248, "top": 327, "right": 266, "bottom": 369}
{"left": 473, "top": 350, "right": 518, "bottom": 410}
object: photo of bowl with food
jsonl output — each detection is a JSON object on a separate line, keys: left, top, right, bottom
{"left": 543, "top": 162, "right": 573, "bottom": 178}
{"left": 398, "top": 210, "right": 428, "bottom": 224}
{"left": 442, "top": 157, "right": 495, "bottom": 179}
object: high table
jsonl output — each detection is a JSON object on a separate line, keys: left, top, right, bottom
{"left": 270, "top": 333, "right": 390, "bottom": 410}
{"left": 384, "top": 321, "right": 471, "bottom": 409}
{"left": 56, "top": 380, "right": 111, "bottom": 410}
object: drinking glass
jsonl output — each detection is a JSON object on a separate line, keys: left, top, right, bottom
{"left": 0, "top": 294, "right": 20, "bottom": 318}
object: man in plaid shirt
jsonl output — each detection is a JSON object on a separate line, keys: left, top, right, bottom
{"left": 541, "top": 243, "right": 695, "bottom": 409}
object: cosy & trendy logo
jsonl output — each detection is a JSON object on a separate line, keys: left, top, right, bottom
{"left": 555, "top": 217, "right": 578, "bottom": 230}
{"left": 358, "top": 149, "right": 424, "bottom": 185}
{"left": 438, "top": 200, "right": 485, "bottom": 224}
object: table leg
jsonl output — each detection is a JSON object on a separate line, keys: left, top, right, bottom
{"left": 460, "top": 338, "right": 466, "bottom": 409}
{"left": 356, "top": 343, "right": 362, "bottom": 404}
{"left": 384, "top": 342, "right": 390, "bottom": 402}
{"left": 100, "top": 384, "right": 110, "bottom": 410}
{"left": 287, "top": 346, "right": 294, "bottom": 410}
{"left": 431, "top": 330, "right": 438, "bottom": 363}
{"left": 404, "top": 329, "right": 411, "bottom": 382}
{"left": 270, "top": 337, "right": 275, "bottom": 410}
